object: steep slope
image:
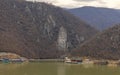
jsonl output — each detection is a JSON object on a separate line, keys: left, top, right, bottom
{"left": 72, "top": 24, "right": 120, "bottom": 60}
{"left": 0, "top": 0, "right": 98, "bottom": 59}
{"left": 69, "top": 6, "right": 120, "bottom": 31}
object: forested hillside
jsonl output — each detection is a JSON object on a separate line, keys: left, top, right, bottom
{"left": 72, "top": 24, "right": 120, "bottom": 60}
{"left": 0, "top": 0, "right": 98, "bottom": 58}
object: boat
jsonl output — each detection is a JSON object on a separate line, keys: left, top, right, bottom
{"left": 2, "top": 58, "right": 10, "bottom": 63}
{"left": 65, "top": 57, "right": 71, "bottom": 63}
{"left": 65, "top": 57, "right": 82, "bottom": 64}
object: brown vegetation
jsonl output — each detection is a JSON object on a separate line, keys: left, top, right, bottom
{"left": 0, "top": 0, "right": 98, "bottom": 59}
{"left": 72, "top": 24, "right": 120, "bottom": 60}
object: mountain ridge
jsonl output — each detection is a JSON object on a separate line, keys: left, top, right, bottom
{"left": 68, "top": 6, "right": 120, "bottom": 31}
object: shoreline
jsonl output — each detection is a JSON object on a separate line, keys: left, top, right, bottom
{"left": 0, "top": 57, "right": 120, "bottom": 67}
{"left": 29, "top": 59, "right": 64, "bottom": 62}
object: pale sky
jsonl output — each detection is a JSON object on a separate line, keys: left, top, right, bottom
{"left": 26, "top": 0, "right": 120, "bottom": 9}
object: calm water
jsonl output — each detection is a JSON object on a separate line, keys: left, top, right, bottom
{"left": 0, "top": 62, "right": 120, "bottom": 75}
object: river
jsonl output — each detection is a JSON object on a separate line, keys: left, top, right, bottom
{"left": 0, "top": 62, "right": 120, "bottom": 75}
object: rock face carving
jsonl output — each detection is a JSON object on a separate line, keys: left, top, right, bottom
{"left": 57, "top": 27, "right": 67, "bottom": 51}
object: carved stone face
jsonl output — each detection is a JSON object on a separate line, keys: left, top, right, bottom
{"left": 57, "top": 26, "right": 67, "bottom": 51}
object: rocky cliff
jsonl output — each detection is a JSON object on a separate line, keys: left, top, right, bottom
{"left": 0, "top": 0, "right": 98, "bottom": 58}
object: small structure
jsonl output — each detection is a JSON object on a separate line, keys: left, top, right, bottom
{"left": 2, "top": 58, "right": 10, "bottom": 63}
{"left": 65, "top": 57, "right": 71, "bottom": 63}
{"left": 10, "top": 59, "right": 24, "bottom": 63}
{"left": 65, "top": 57, "right": 82, "bottom": 64}
{"left": 71, "top": 58, "right": 82, "bottom": 64}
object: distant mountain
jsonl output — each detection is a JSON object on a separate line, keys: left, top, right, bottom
{"left": 118, "top": 10, "right": 120, "bottom": 12}
{"left": 68, "top": 6, "right": 120, "bottom": 31}
{"left": 72, "top": 24, "right": 120, "bottom": 60}
{"left": 0, "top": 0, "right": 98, "bottom": 59}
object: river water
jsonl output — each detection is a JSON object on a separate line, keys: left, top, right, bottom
{"left": 0, "top": 62, "right": 120, "bottom": 75}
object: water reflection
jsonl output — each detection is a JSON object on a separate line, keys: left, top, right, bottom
{"left": 0, "top": 63, "right": 27, "bottom": 70}
{"left": 0, "top": 62, "right": 120, "bottom": 75}
{"left": 57, "top": 63, "right": 66, "bottom": 75}
{"left": 0, "top": 63, "right": 29, "bottom": 75}
{"left": 82, "top": 64, "right": 94, "bottom": 68}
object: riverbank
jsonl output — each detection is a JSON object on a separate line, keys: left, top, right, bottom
{"left": 64, "top": 57, "right": 120, "bottom": 66}
{"left": 28, "top": 58, "right": 120, "bottom": 66}
{"left": 29, "top": 59, "right": 64, "bottom": 62}
{"left": 1, "top": 58, "right": 120, "bottom": 67}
